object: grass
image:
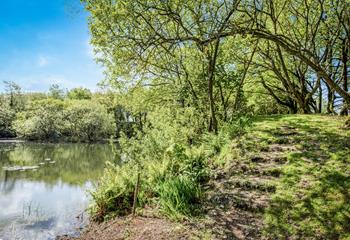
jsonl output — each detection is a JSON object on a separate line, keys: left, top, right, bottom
{"left": 245, "top": 115, "right": 350, "bottom": 239}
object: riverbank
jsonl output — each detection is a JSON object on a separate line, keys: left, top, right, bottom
{"left": 58, "top": 115, "right": 350, "bottom": 240}
{"left": 57, "top": 216, "right": 194, "bottom": 240}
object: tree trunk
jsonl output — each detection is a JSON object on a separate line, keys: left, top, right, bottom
{"left": 340, "top": 39, "right": 349, "bottom": 116}
{"left": 298, "top": 100, "right": 312, "bottom": 114}
{"left": 318, "top": 83, "right": 322, "bottom": 113}
{"left": 288, "top": 100, "right": 298, "bottom": 114}
{"left": 326, "top": 84, "right": 335, "bottom": 114}
{"left": 208, "top": 73, "right": 217, "bottom": 133}
{"left": 207, "top": 40, "right": 220, "bottom": 133}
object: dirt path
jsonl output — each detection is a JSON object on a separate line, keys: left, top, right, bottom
{"left": 199, "top": 126, "right": 299, "bottom": 239}
{"left": 57, "top": 216, "right": 193, "bottom": 240}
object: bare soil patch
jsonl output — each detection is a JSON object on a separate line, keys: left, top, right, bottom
{"left": 57, "top": 216, "right": 193, "bottom": 240}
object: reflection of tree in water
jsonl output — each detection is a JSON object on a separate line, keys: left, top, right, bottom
{"left": 1, "top": 170, "right": 16, "bottom": 193}
{"left": 0, "top": 143, "right": 118, "bottom": 189}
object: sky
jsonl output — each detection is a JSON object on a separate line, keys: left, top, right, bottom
{"left": 0, "top": 0, "right": 104, "bottom": 92}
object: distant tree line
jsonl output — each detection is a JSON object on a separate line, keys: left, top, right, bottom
{"left": 0, "top": 81, "right": 136, "bottom": 141}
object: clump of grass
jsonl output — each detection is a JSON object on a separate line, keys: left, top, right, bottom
{"left": 90, "top": 143, "right": 210, "bottom": 221}
{"left": 158, "top": 175, "right": 201, "bottom": 218}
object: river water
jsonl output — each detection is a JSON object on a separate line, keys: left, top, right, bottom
{"left": 0, "top": 142, "right": 117, "bottom": 240}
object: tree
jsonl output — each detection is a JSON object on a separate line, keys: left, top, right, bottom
{"left": 48, "top": 84, "right": 66, "bottom": 100}
{"left": 82, "top": 0, "right": 244, "bottom": 132}
{"left": 3, "top": 80, "right": 24, "bottom": 111}
{"left": 63, "top": 100, "right": 115, "bottom": 142}
{"left": 67, "top": 87, "right": 92, "bottom": 100}
{"left": 14, "top": 99, "right": 65, "bottom": 140}
{"left": 0, "top": 104, "right": 16, "bottom": 138}
{"left": 14, "top": 98, "right": 115, "bottom": 142}
{"left": 83, "top": 0, "right": 349, "bottom": 121}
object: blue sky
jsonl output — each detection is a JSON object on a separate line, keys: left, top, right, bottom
{"left": 0, "top": 0, "right": 104, "bottom": 92}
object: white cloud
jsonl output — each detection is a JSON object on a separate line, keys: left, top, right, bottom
{"left": 38, "top": 55, "right": 49, "bottom": 67}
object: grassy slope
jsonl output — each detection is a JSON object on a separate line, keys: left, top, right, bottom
{"left": 201, "top": 114, "right": 350, "bottom": 240}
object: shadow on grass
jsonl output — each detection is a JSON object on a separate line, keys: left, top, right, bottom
{"left": 257, "top": 115, "right": 350, "bottom": 239}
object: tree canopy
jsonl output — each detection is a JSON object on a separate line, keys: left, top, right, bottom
{"left": 82, "top": 0, "right": 349, "bottom": 132}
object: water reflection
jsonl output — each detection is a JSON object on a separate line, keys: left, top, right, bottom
{"left": 0, "top": 142, "right": 117, "bottom": 240}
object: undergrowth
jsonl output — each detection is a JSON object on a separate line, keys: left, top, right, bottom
{"left": 90, "top": 107, "right": 251, "bottom": 221}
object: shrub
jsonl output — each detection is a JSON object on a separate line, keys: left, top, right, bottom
{"left": 89, "top": 108, "right": 256, "bottom": 221}
{"left": 63, "top": 100, "right": 115, "bottom": 142}
{"left": 90, "top": 162, "right": 137, "bottom": 222}
{"left": 14, "top": 99, "right": 65, "bottom": 140}
{"left": 0, "top": 105, "right": 16, "bottom": 138}
{"left": 14, "top": 99, "right": 115, "bottom": 142}
{"left": 67, "top": 87, "right": 92, "bottom": 100}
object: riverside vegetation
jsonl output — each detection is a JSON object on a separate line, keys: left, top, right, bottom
{"left": 2, "top": 0, "right": 350, "bottom": 239}
{"left": 86, "top": 114, "right": 349, "bottom": 240}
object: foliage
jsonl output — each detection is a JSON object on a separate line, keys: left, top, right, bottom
{"left": 63, "top": 100, "right": 115, "bottom": 141}
{"left": 14, "top": 99, "right": 115, "bottom": 142}
{"left": 157, "top": 175, "right": 201, "bottom": 218}
{"left": 90, "top": 106, "right": 211, "bottom": 221}
{"left": 48, "top": 84, "right": 66, "bottom": 100}
{"left": 83, "top": 0, "right": 349, "bottom": 122}
{"left": 67, "top": 87, "right": 92, "bottom": 100}
{"left": 14, "top": 99, "right": 65, "bottom": 140}
{"left": 3, "top": 80, "right": 25, "bottom": 111}
{"left": 0, "top": 104, "right": 16, "bottom": 137}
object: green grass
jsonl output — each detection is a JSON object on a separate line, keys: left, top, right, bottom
{"left": 245, "top": 115, "right": 350, "bottom": 239}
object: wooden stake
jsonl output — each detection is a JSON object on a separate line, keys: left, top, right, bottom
{"left": 132, "top": 171, "right": 141, "bottom": 216}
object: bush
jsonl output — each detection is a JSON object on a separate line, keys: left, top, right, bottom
{"left": 90, "top": 162, "right": 137, "bottom": 222}
{"left": 14, "top": 99, "right": 115, "bottom": 142}
{"left": 90, "top": 146, "right": 208, "bottom": 221}
{"left": 67, "top": 87, "right": 92, "bottom": 100}
{"left": 63, "top": 100, "right": 115, "bottom": 142}
{"left": 0, "top": 105, "right": 16, "bottom": 138}
{"left": 89, "top": 108, "right": 255, "bottom": 221}
{"left": 14, "top": 99, "right": 65, "bottom": 140}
